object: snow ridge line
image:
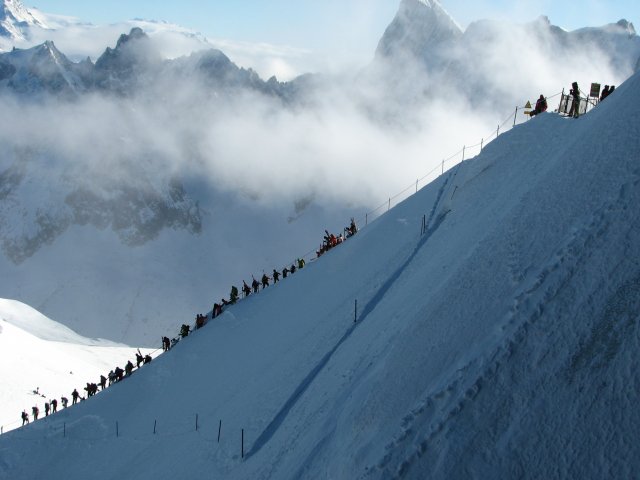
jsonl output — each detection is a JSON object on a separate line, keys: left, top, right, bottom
{"left": 245, "top": 320, "right": 359, "bottom": 458}
{"left": 369, "top": 193, "right": 618, "bottom": 479}
{"left": 247, "top": 185, "right": 456, "bottom": 459}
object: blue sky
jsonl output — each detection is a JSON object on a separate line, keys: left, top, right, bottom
{"left": 29, "top": 0, "right": 640, "bottom": 60}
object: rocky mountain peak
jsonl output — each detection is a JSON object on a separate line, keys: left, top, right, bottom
{"left": 375, "top": 0, "right": 462, "bottom": 68}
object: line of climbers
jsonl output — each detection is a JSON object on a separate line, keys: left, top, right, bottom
{"left": 19, "top": 350, "right": 153, "bottom": 426}
{"left": 317, "top": 218, "right": 357, "bottom": 257}
{"left": 18, "top": 75, "right": 608, "bottom": 428}
{"left": 17, "top": 216, "right": 359, "bottom": 429}
{"left": 14, "top": 74, "right": 623, "bottom": 429}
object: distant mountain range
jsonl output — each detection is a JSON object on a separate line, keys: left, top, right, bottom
{"left": 0, "top": 26, "right": 295, "bottom": 99}
{"left": 2, "top": 0, "right": 638, "bottom": 104}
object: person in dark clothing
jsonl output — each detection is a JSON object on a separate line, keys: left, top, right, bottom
{"left": 108, "top": 370, "right": 116, "bottom": 386}
{"left": 180, "top": 324, "right": 190, "bottom": 338}
{"left": 347, "top": 218, "right": 358, "bottom": 237}
{"left": 21, "top": 410, "right": 29, "bottom": 425}
{"left": 261, "top": 273, "right": 270, "bottom": 289}
{"left": 162, "top": 336, "right": 171, "bottom": 351}
{"left": 252, "top": 277, "right": 260, "bottom": 293}
{"left": 44, "top": 402, "right": 50, "bottom": 417}
{"left": 61, "top": 397, "right": 68, "bottom": 409}
{"left": 243, "top": 281, "right": 251, "bottom": 297}
{"left": 529, "top": 94, "right": 547, "bottom": 116}
{"left": 297, "top": 258, "right": 305, "bottom": 269}
{"left": 100, "top": 375, "right": 107, "bottom": 390}
{"left": 144, "top": 354, "right": 152, "bottom": 364}
{"left": 272, "top": 269, "right": 280, "bottom": 283}
{"left": 72, "top": 389, "right": 80, "bottom": 405}
{"left": 136, "top": 352, "right": 144, "bottom": 368}
{"left": 115, "top": 367, "right": 124, "bottom": 382}
{"left": 125, "top": 360, "right": 134, "bottom": 376}
{"left": 212, "top": 303, "right": 222, "bottom": 318}
{"left": 600, "top": 85, "right": 610, "bottom": 101}
{"left": 51, "top": 398, "right": 58, "bottom": 413}
{"left": 282, "top": 267, "right": 289, "bottom": 279}
{"left": 230, "top": 286, "right": 239, "bottom": 304}
{"left": 568, "top": 81, "right": 580, "bottom": 118}
{"left": 196, "top": 314, "right": 205, "bottom": 329}
{"left": 84, "top": 382, "right": 98, "bottom": 398}
{"left": 290, "top": 264, "right": 296, "bottom": 274}
{"left": 32, "top": 406, "right": 39, "bottom": 421}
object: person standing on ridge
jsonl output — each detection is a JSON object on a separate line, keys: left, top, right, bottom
{"left": 568, "top": 81, "right": 580, "bottom": 118}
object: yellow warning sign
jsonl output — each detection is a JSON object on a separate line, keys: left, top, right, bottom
{"left": 524, "top": 101, "right": 532, "bottom": 109}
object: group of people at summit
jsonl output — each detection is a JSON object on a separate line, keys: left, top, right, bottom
{"left": 530, "top": 80, "right": 615, "bottom": 119}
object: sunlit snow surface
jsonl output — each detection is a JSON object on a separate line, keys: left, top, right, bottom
{"left": 0, "top": 71, "right": 639, "bottom": 479}
{"left": 0, "top": 299, "right": 152, "bottom": 434}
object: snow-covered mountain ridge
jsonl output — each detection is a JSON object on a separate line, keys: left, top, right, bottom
{"left": 0, "top": 62, "right": 638, "bottom": 480}
{"left": 0, "top": 0, "right": 46, "bottom": 41}
{"left": 0, "top": 26, "right": 290, "bottom": 97}
{"left": 1, "top": 0, "right": 639, "bottom": 349}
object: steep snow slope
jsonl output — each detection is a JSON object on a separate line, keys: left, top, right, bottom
{"left": 0, "top": 69, "right": 639, "bottom": 480}
{"left": 0, "top": 299, "right": 152, "bottom": 434}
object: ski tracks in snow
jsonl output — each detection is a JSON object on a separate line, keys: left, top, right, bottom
{"left": 366, "top": 186, "right": 622, "bottom": 479}
{"left": 246, "top": 171, "right": 458, "bottom": 463}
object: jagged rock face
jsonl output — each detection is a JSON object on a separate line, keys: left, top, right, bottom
{"left": 93, "top": 27, "right": 162, "bottom": 93}
{"left": 375, "top": 0, "right": 462, "bottom": 69}
{"left": 0, "top": 27, "right": 292, "bottom": 99}
{"left": 0, "top": 40, "right": 85, "bottom": 95}
{"left": 0, "top": 150, "right": 201, "bottom": 265}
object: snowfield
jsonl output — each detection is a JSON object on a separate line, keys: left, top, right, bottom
{"left": 0, "top": 299, "right": 153, "bottom": 434}
{"left": 0, "top": 71, "right": 639, "bottom": 479}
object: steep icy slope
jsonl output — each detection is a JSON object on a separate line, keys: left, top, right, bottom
{"left": 0, "top": 72, "right": 639, "bottom": 480}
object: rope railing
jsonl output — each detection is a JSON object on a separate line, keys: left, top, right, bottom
{"left": 4, "top": 411, "right": 252, "bottom": 462}
{"left": 356, "top": 92, "right": 569, "bottom": 220}
{"left": 2, "top": 90, "right": 586, "bottom": 436}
